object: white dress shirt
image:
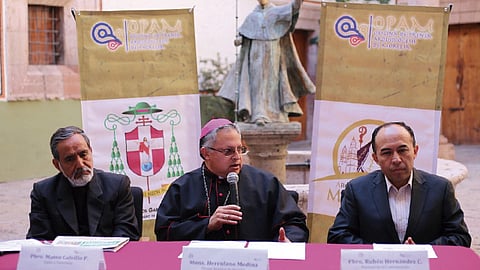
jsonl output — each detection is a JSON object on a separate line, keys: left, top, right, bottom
{"left": 385, "top": 172, "right": 413, "bottom": 242}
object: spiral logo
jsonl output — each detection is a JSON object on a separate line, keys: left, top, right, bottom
{"left": 91, "top": 22, "right": 122, "bottom": 51}
{"left": 335, "top": 16, "right": 365, "bottom": 46}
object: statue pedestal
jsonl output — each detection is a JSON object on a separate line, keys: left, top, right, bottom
{"left": 237, "top": 122, "right": 301, "bottom": 184}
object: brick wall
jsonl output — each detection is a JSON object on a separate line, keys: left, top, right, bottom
{"left": 3, "top": 0, "right": 97, "bottom": 101}
{"left": 397, "top": 0, "right": 480, "bottom": 24}
{"left": 440, "top": 0, "right": 480, "bottom": 24}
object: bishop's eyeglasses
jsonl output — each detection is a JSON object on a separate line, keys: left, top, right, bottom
{"left": 206, "top": 146, "right": 249, "bottom": 157}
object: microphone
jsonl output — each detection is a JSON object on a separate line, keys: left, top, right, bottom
{"left": 226, "top": 172, "right": 240, "bottom": 205}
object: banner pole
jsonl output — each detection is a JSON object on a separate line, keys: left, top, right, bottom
{"left": 233, "top": 0, "right": 239, "bottom": 123}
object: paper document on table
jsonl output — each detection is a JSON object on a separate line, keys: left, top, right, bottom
{"left": 178, "top": 241, "right": 248, "bottom": 258}
{"left": 187, "top": 240, "right": 248, "bottom": 248}
{"left": 247, "top": 242, "right": 306, "bottom": 260}
{"left": 52, "top": 236, "right": 129, "bottom": 252}
{"left": 373, "top": 243, "right": 437, "bottom": 258}
{"left": 0, "top": 239, "right": 45, "bottom": 253}
{"left": 181, "top": 241, "right": 305, "bottom": 260}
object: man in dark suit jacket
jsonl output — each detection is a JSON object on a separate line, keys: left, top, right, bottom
{"left": 328, "top": 122, "right": 471, "bottom": 247}
{"left": 26, "top": 126, "right": 139, "bottom": 241}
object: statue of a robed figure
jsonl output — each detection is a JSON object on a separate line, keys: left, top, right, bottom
{"left": 218, "top": 0, "right": 315, "bottom": 125}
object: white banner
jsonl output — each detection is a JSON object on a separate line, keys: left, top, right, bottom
{"left": 82, "top": 95, "right": 202, "bottom": 221}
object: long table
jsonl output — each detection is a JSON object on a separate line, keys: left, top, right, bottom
{"left": 1, "top": 241, "right": 479, "bottom": 270}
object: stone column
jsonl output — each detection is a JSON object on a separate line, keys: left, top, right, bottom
{"left": 237, "top": 122, "right": 301, "bottom": 184}
{"left": 438, "top": 134, "right": 456, "bottom": 160}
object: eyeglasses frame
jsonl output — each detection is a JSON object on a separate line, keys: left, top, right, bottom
{"left": 206, "top": 146, "right": 249, "bottom": 157}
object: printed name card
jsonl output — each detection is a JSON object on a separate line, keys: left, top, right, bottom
{"left": 341, "top": 249, "right": 429, "bottom": 270}
{"left": 181, "top": 246, "right": 268, "bottom": 270}
{"left": 17, "top": 244, "right": 106, "bottom": 270}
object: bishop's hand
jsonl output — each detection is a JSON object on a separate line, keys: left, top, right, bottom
{"left": 207, "top": 205, "right": 242, "bottom": 232}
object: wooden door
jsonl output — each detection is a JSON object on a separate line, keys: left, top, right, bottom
{"left": 290, "top": 30, "right": 312, "bottom": 141}
{"left": 442, "top": 24, "right": 480, "bottom": 144}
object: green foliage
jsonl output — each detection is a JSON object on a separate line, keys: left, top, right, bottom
{"left": 200, "top": 95, "right": 235, "bottom": 125}
{"left": 198, "top": 53, "right": 232, "bottom": 92}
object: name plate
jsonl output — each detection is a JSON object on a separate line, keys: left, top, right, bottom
{"left": 181, "top": 246, "right": 268, "bottom": 270}
{"left": 17, "top": 244, "right": 106, "bottom": 270}
{"left": 341, "top": 249, "right": 429, "bottom": 270}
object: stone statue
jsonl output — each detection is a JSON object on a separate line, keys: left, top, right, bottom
{"left": 218, "top": 0, "right": 316, "bottom": 125}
